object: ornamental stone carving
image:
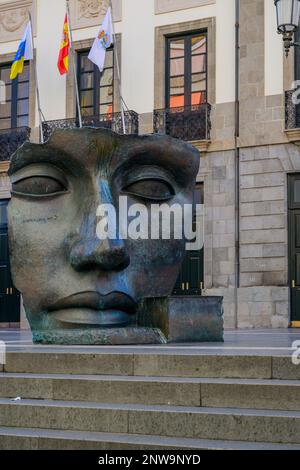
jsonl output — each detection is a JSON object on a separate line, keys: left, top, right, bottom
{"left": 155, "top": 0, "right": 215, "bottom": 15}
{"left": 77, "top": 0, "right": 108, "bottom": 19}
{"left": 69, "top": 0, "right": 121, "bottom": 29}
{"left": 0, "top": 0, "right": 36, "bottom": 43}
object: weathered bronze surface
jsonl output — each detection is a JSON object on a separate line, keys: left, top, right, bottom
{"left": 139, "top": 296, "right": 224, "bottom": 343}
{"left": 8, "top": 128, "right": 203, "bottom": 344}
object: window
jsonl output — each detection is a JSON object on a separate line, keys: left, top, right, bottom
{"left": 166, "top": 32, "right": 207, "bottom": 109}
{"left": 0, "top": 62, "right": 30, "bottom": 130}
{"left": 77, "top": 49, "right": 114, "bottom": 117}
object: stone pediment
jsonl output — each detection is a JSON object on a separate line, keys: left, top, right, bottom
{"left": 69, "top": 0, "right": 121, "bottom": 30}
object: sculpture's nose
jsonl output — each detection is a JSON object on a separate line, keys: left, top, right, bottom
{"left": 67, "top": 180, "right": 130, "bottom": 273}
{"left": 69, "top": 237, "right": 130, "bottom": 272}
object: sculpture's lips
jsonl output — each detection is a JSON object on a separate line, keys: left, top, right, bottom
{"left": 48, "top": 291, "right": 137, "bottom": 316}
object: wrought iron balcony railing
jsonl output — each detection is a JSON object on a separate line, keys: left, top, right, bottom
{"left": 42, "top": 111, "right": 139, "bottom": 142}
{"left": 285, "top": 89, "right": 300, "bottom": 129}
{"left": 0, "top": 126, "right": 31, "bottom": 162}
{"left": 153, "top": 103, "right": 211, "bottom": 141}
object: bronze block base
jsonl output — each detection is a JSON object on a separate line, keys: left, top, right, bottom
{"left": 138, "top": 296, "right": 224, "bottom": 343}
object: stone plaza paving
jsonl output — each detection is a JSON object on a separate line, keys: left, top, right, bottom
{"left": 0, "top": 328, "right": 299, "bottom": 356}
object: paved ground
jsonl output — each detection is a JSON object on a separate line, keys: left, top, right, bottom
{"left": 0, "top": 328, "right": 299, "bottom": 355}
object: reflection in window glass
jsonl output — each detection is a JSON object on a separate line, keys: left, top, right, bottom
{"left": 192, "top": 55, "right": 206, "bottom": 74}
{"left": 170, "top": 57, "right": 184, "bottom": 77}
{"left": 170, "top": 39, "right": 185, "bottom": 58}
{"left": 192, "top": 36, "right": 207, "bottom": 54}
{"left": 167, "top": 32, "right": 207, "bottom": 109}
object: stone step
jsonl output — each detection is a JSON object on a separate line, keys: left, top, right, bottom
{"left": 0, "top": 398, "right": 300, "bottom": 444}
{"left": 4, "top": 352, "right": 300, "bottom": 379}
{"left": 0, "top": 373, "right": 300, "bottom": 410}
{"left": 0, "top": 427, "right": 299, "bottom": 450}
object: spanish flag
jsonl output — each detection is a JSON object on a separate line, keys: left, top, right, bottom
{"left": 10, "top": 21, "right": 33, "bottom": 80}
{"left": 57, "top": 14, "right": 70, "bottom": 75}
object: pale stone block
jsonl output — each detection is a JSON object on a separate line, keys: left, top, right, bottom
{"left": 240, "top": 175, "right": 255, "bottom": 189}
{"left": 213, "top": 233, "right": 235, "bottom": 248}
{"left": 240, "top": 273, "right": 264, "bottom": 287}
{"left": 263, "top": 271, "right": 288, "bottom": 286}
{"left": 263, "top": 244, "right": 286, "bottom": 258}
{"left": 241, "top": 201, "right": 285, "bottom": 217}
{"left": 240, "top": 244, "right": 263, "bottom": 258}
{"left": 240, "top": 159, "right": 283, "bottom": 175}
{"left": 238, "top": 302, "right": 250, "bottom": 316}
{"left": 253, "top": 146, "right": 271, "bottom": 160}
{"left": 275, "top": 302, "right": 289, "bottom": 316}
{"left": 255, "top": 108, "right": 272, "bottom": 122}
{"left": 286, "top": 145, "right": 300, "bottom": 171}
{"left": 252, "top": 173, "right": 285, "bottom": 188}
{"left": 213, "top": 220, "right": 227, "bottom": 235}
{"left": 240, "top": 229, "right": 285, "bottom": 244}
{"left": 213, "top": 206, "right": 235, "bottom": 221}
{"left": 271, "top": 287, "right": 289, "bottom": 302}
{"left": 240, "top": 149, "right": 254, "bottom": 162}
{"left": 240, "top": 186, "right": 285, "bottom": 203}
{"left": 271, "top": 315, "right": 289, "bottom": 328}
{"left": 212, "top": 247, "right": 229, "bottom": 262}
{"left": 225, "top": 220, "right": 235, "bottom": 234}
{"left": 238, "top": 288, "right": 256, "bottom": 302}
{"left": 219, "top": 261, "right": 235, "bottom": 276}
{"left": 266, "top": 95, "right": 284, "bottom": 108}
{"left": 252, "top": 287, "right": 273, "bottom": 302}
{"left": 240, "top": 257, "right": 286, "bottom": 273}
{"left": 212, "top": 166, "right": 227, "bottom": 179}
{"left": 249, "top": 303, "right": 274, "bottom": 317}
{"left": 240, "top": 215, "right": 285, "bottom": 230}
{"left": 272, "top": 107, "right": 284, "bottom": 121}
{"left": 213, "top": 275, "right": 230, "bottom": 288}
{"left": 219, "top": 178, "right": 235, "bottom": 193}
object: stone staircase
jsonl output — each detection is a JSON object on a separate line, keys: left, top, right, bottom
{"left": 0, "top": 351, "right": 300, "bottom": 449}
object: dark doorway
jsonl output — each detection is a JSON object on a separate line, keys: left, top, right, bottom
{"left": 0, "top": 200, "right": 20, "bottom": 325}
{"left": 173, "top": 184, "right": 204, "bottom": 296}
{"left": 288, "top": 175, "right": 300, "bottom": 326}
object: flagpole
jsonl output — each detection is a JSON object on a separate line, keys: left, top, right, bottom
{"left": 28, "top": 12, "right": 45, "bottom": 143}
{"left": 66, "top": 0, "right": 82, "bottom": 128}
{"left": 109, "top": 0, "right": 126, "bottom": 135}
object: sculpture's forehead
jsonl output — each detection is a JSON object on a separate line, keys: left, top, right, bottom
{"left": 8, "top": 128, "right": 200, "bottom": 184}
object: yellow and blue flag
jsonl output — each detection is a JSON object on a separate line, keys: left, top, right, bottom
{"left": 10, "top": 21, "right": 33, "bottom": 80}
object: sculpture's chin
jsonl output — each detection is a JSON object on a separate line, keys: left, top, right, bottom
{"left": 50, "top": 308, "right": 134, "bottom": 328}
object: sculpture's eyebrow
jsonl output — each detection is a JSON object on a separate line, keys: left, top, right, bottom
{"left": 8, "top": 143, "right": 87, "bottom": 177}
{"left": 113, "top": 137, "right": 199, "bottom": 186}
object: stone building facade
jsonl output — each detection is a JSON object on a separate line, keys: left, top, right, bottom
{"left": 0, "top": 0, "right": 299, "bottom": 329}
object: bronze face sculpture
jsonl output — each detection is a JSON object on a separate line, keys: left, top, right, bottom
{"left": 7, "top": 128, "right": 199, "bottom": 344}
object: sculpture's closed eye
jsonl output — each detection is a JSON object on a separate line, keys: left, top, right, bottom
{"left": 122, "top": 178, "right": 175, "bottom": 201}
{"left": 12, "top": 176, "right": 67, "bottom": 197}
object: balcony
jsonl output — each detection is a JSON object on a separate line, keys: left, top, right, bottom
{"left": 0, "top": 127, "right": 31, "bottom": 171}
{"left": 285, "top": 90, "right": 300, "bottom": 143}
{"left": 42, "top": 110, "right": 139, "bottom": 142}
{"left": 153, "top": 103, "right": 211, "bottom": 149}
